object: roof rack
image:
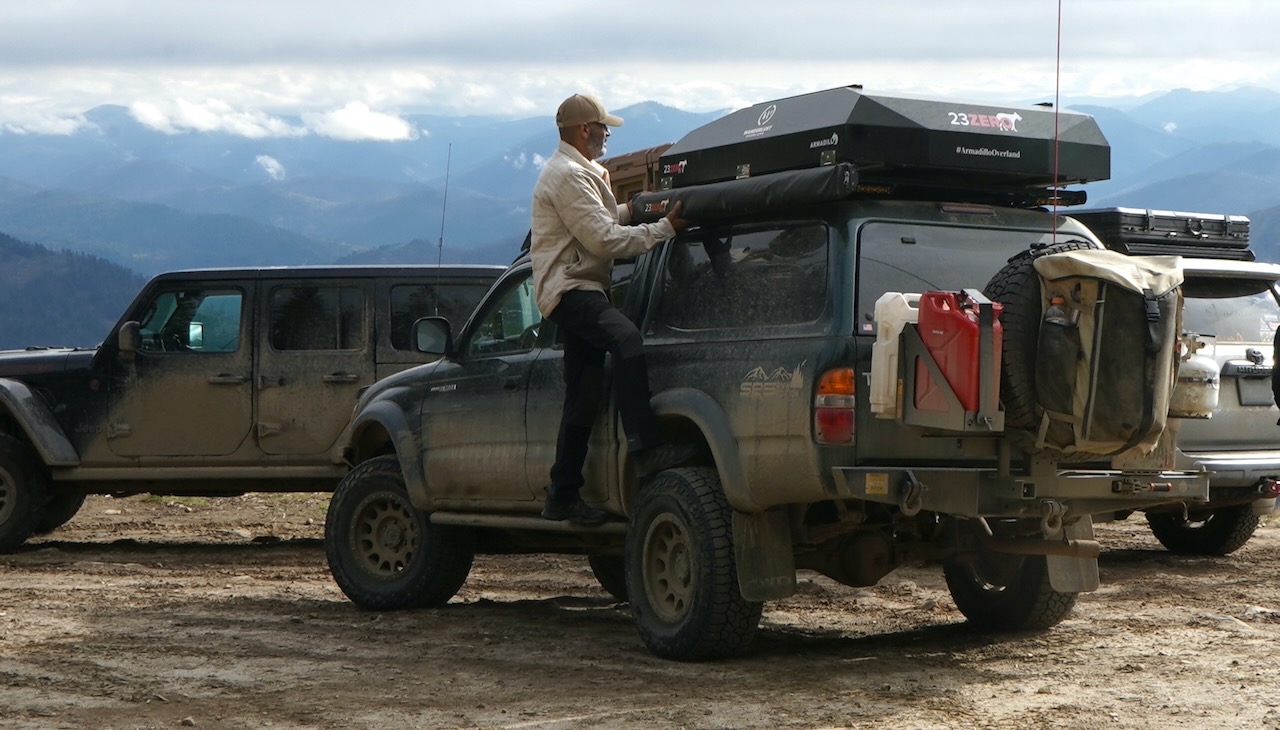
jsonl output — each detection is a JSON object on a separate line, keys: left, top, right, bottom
{"left": 1071, "top": 207, "right": 1253, "bottom": 261}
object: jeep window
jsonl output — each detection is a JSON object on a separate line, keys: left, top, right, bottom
{"left": 856, "top": 223, "right": 1074, "bottom": 329}
{"left": 468, "top": 273, "right": 541, "bottom": 356}
{"left": 389, "top": 283, "right": 489, "bottom": 351}
{"left": 270, "top": 286, "right": 364, "bottom": 351}
{"left": 1181, "top": 276, "right": 1280, "bottom": 343}
{"left": 655, "top": 223, "right": 828, "bottom": 331}
{"left": 138, "top": 289, "right": 242, "bottom": 354}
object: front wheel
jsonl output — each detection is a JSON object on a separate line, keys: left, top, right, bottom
{"left": 625, "top": 466, "right": 763, "bottom": 661}
{"left": 943, "top": 552, "right": 1077, "bottom": 630}
{"left": 35, "top": 487, "right": 87, "bottom": 535}
{"left": 325, "top": 455, "right": 474, "bottom": 609}
{"left": 0, "top": 435, "right": 48, "bottom": 553}
{"left": 1146, "top": 505, "right": 1261, "bottom": 556}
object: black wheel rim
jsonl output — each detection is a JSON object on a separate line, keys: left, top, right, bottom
{"left": 0, "top": 464, "right": 15, "bottom": 524}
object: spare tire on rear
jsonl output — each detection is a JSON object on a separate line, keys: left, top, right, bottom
{"left": 982, "top": 240, "right": 1099, "bottom": 458}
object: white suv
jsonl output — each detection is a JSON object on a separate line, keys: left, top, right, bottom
{"left": 1142, "top": 257, "right": 1280, "bottom": 554}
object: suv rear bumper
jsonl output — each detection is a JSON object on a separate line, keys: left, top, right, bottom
{"left": 834, "top": 466, "right": 1210, "bottom": 520}
{"left": 1176, "top": 449, "right": 1280, "bottom": 489}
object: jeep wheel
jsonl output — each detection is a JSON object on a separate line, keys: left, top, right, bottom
{"left": 0, "top": 435, "right": 48, "bottom": 553}
{"left": 625, "top": 467, "right": 763, "bottom": 661}
{"left": 588, "top": 554, "right": 628, "bottom": 602}
{"left": 943, "top": 552, "right": 1076, "bottom": 630}
{"left": 325, "top": 455, "right": 474, "bottom": 609}
{"left": 1146, "top": 504, "right": 1260, "bottom": 556}
{"left": 35, "top": 487, "right": 87, "bottom": 535}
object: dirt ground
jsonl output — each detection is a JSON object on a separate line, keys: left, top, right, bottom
{"left": 3, "top": 494, "right": 1280, "bottom": 730}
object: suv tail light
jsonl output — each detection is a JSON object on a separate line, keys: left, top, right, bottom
{"left": 815, "top": 368, "right": 855, "bottom": 445}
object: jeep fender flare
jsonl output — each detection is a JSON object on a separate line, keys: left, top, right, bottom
{"left": 650, "top": 387, "right": 760, "bottom": 513}
{"left": 0, "top": 378, "right": 78, "bottom": 467}
{"left": 342, "top": 399, "right": 430, "bottom": 507}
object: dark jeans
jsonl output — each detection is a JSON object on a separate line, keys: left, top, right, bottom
{"left": 545, "top": 289, "right": 661, "bottom": 501}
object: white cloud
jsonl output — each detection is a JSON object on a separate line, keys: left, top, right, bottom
{"left": 301, "top": 102, "right": 418, "bottom": 141}
{"left": 255, "top": 154, "right": 286, "bottom": 181}
{"left": 1164, "top": 122, "right": 1179, "bottom": 134}
{"left": 129, "top": 98, "right": 303, "bottom": 137}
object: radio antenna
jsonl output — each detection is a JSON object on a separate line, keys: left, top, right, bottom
{"left": 434, "top": 143, "right": 452, "bottom": 315}
{"left": 1051, "top": 0, "right": 1063, "bottom": 244}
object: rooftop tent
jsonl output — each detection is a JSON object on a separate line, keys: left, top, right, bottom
{"left": 657, "top": 86, "right": 1110, "bottom": 194}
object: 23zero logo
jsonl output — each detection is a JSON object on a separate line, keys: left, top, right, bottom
{"left": 758, "top": 104, "right": 777, "bottom": 127}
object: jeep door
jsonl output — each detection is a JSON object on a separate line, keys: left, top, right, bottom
{"left": 256, "top": 278, "right": 375, "bottom": 456}
{"left": 418, "top": 268, "right": 542, "bottom": 503}
{"left": 374, "top": 274, "right": 496, "bottom": 380}
{"left": 108, "top": 284, "right": 252, "bottom": 459}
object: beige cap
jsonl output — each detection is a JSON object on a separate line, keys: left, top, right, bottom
{"left": 555, "top": 93, "right": 624, "bottom": 128}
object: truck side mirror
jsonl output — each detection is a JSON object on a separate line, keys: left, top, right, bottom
{"left": 118, "top": 321, "right": 141, "bottom": 363}
{"left": 413, "top": 316, "right": 454, "bottom": 358}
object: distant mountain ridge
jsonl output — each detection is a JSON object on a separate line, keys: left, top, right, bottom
{"left": 2, "top": 89, "right": 1280, "bottom": 276}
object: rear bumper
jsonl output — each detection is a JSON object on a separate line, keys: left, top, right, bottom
{"left": 834, "top": 465, "right": 1210, "bottom": 520}
{"left": 1176, "top": 448, "right": 1280, "bottom": 488}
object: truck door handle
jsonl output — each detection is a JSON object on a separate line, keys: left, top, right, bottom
{"left": 208, "top": 374, "right": 248, "bottom": 385}
{"left": 503, "top": 376, "right": 524, "bottom": 390}
{"left": 323, "top": 372, "right": 360, "bottom": 383}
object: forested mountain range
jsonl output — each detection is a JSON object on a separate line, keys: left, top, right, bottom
{"left": 0, "top": 231, "right": 145, "bottom": 348}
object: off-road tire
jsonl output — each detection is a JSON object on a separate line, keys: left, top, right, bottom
{"left": 983, "top": 240, "right": 1098, "bottom": 458}
{"left": 625, "top": 466, "right": 763, "bottom": 661}
{"left": 588, "top": 554, "right": 628, "bottom": 602}
{"left": 1146, "top": 504, "right": 1261, "bottom": 556}
{"left": 325, "top": 455, "right": 474, "bottom": 609}
{"left": 35, "top": 487, "right": 87, "bottom": 535}
{"left": 0, "top": 435, "right": 48, "bottom": 553}
{"left": 944, "top": 552, "right": 1077, "bottom": 630}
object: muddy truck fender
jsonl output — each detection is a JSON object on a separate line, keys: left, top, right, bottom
{"left": 649, "top": 387, "right": 797, "bottom": 601}
{"left": 335, "top": 394, "right": 430, "bottom": 508}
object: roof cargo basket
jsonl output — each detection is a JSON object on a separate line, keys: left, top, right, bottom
{"left": 656, "top": 86, "right": 1109, "bottom": 197}
{"left": 1071, "top": 207, "right": 1253, "bottom": 261}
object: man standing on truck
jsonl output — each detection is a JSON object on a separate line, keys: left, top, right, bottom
{"left": 530, "top": 92, "right": 694, "bottom": 526}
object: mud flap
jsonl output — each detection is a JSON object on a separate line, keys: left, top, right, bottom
{"left": 1047, "top": 516, "right": 1100, "bottom": 593}
{"left": 732, "top": 510, "right": 796, "bottom": 601}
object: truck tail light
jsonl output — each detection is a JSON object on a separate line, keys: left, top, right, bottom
{"left": 1259, "top": 478, "right": 1280, "bottom": 499}
{"left": 815, "top": 368, "right": 856, "bottom": 445}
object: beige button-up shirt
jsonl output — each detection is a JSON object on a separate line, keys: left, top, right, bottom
{"left": 530, "top": 141, "right": 676, "bottom": 317}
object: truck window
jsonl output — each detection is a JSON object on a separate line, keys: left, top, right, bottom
{"left": 856, "top": 223, "right": 1077, "bottom": 329}
{"left": 654, "top": 223, "right": 828, "bottom": 331}
{"left": 138, "top": 289, "right": 242, "bottom": 354}
{"left": 1181, "top": 279, "right": 1280, "bottom": 344}
{"left": 389, "top": 283, "right": 490, "bottom": 351}
{"left": 270, "top": 285, "right": 365, "bottom": 351}
{"left": 468, "top": 274, "right": 541, "bottom": 356}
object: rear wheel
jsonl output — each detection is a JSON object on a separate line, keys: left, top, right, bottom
{"left": 944, "top": 551, "right": 1077, "bottom": 630}
{"left": 1146, "top": 504, "right": 1260, "bottom": 556}
{"left": 626, "top": 466, "right": 762, "bottom": 661}
{"left": 0, "top": 435, "right": 47, "bottom": 553}
{"left": 588, "top": 554, "right": 628, "bottom": 602}
{"left": 325, "top": 455, "right": 474, "bottom": 609}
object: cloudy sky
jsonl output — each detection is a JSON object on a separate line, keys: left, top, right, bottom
{"left": 1, "top": 0, "right": 1277, "bottom": 139}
